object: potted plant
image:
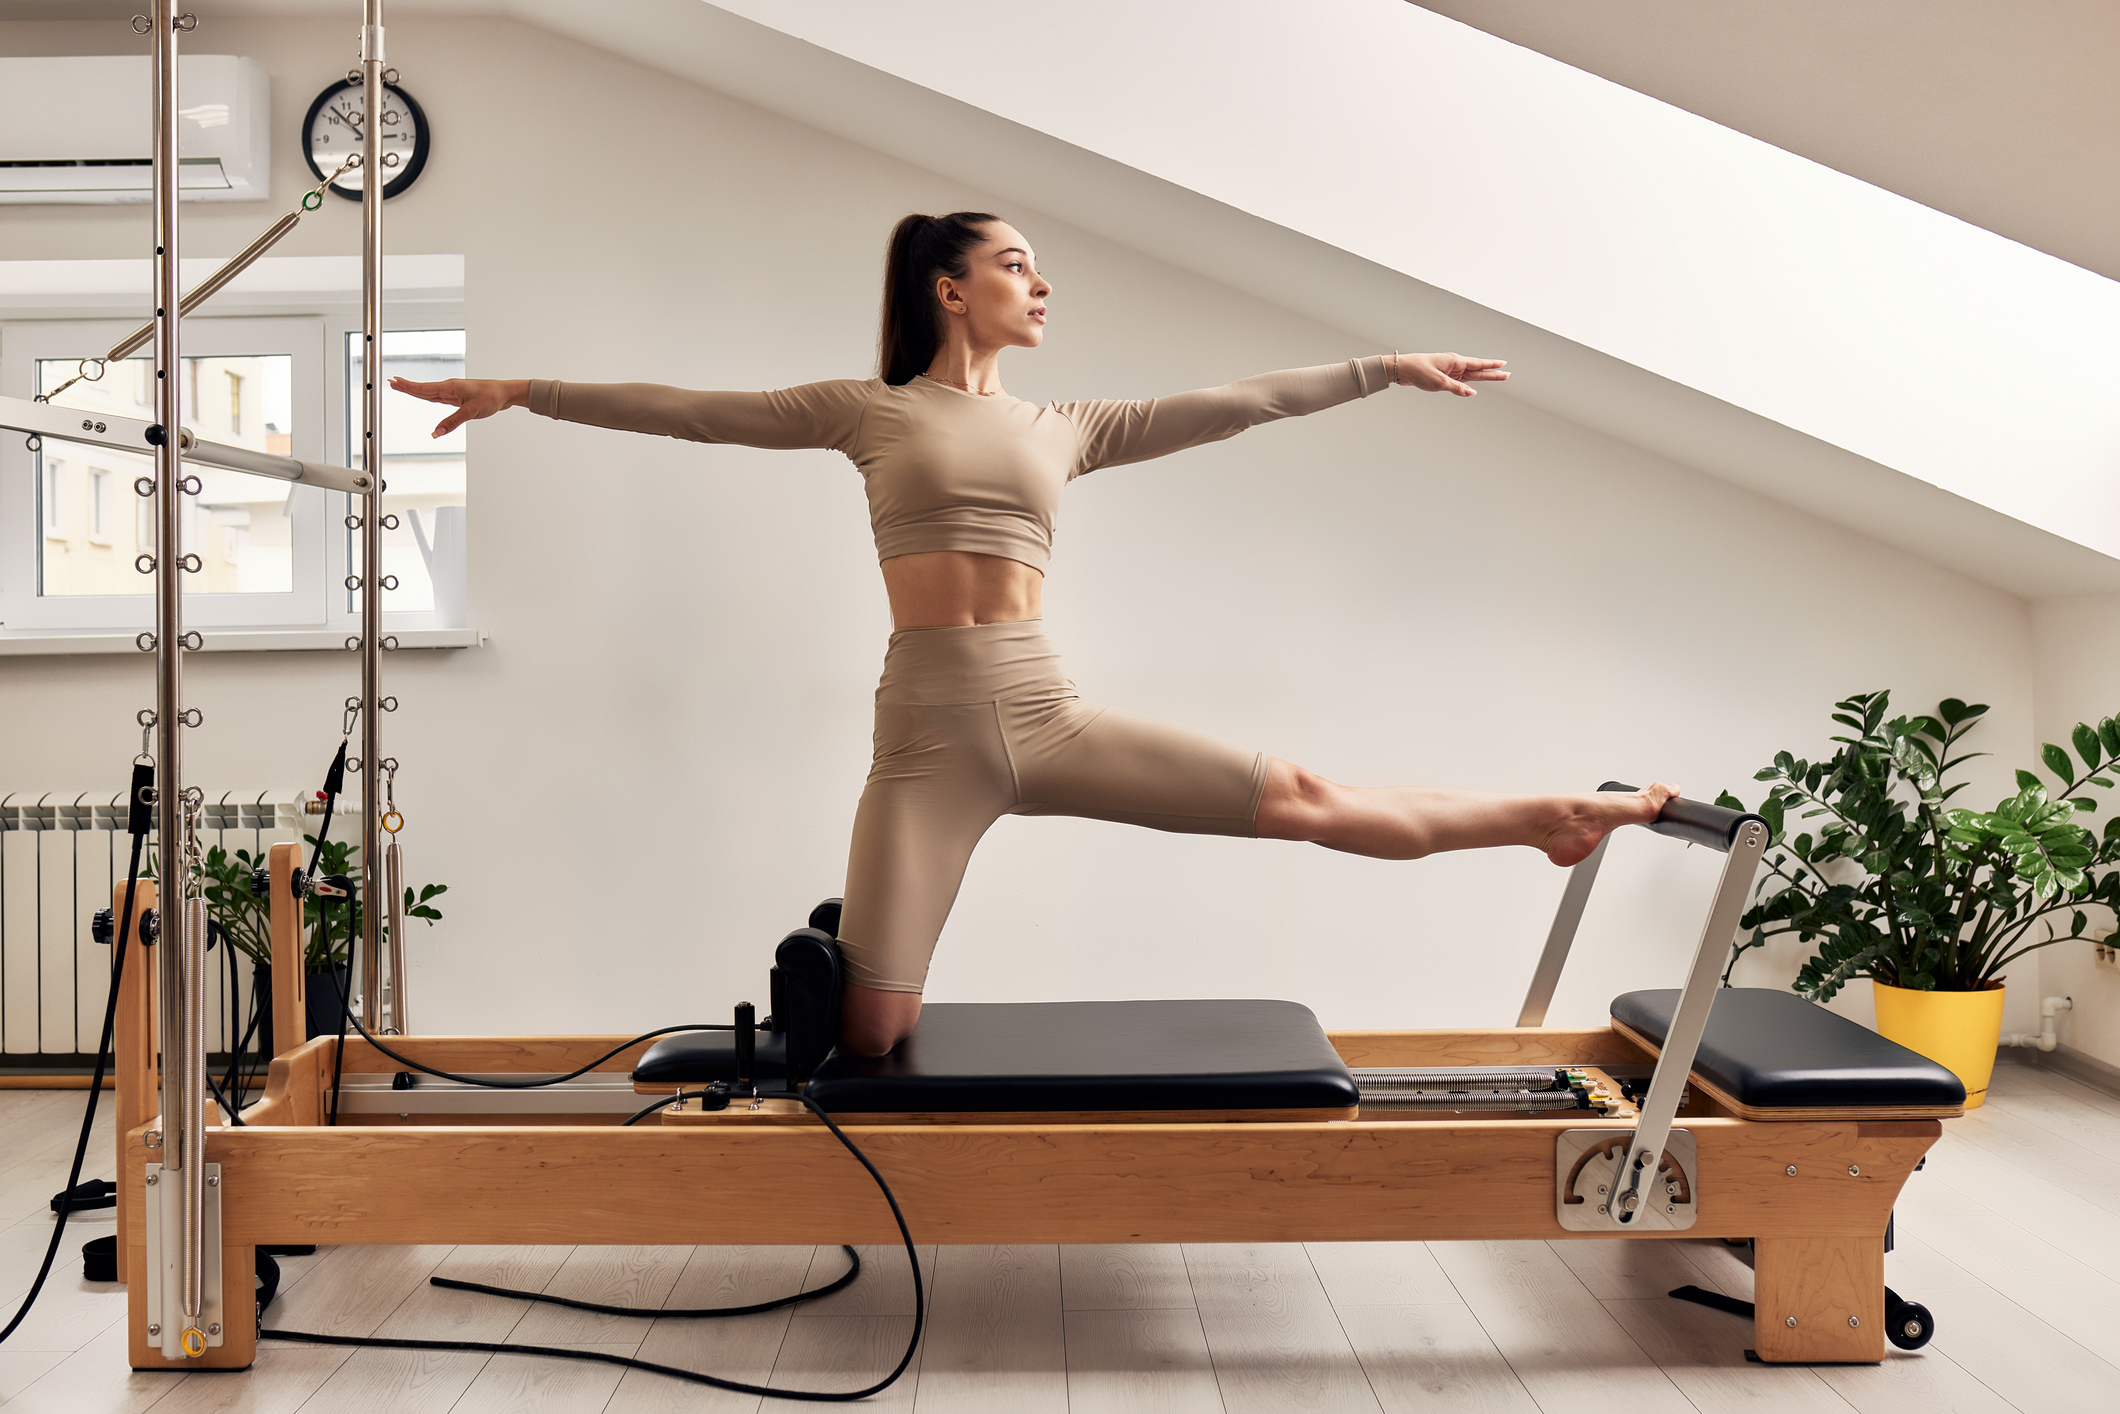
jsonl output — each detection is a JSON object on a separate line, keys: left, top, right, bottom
{"left": 193, "top": 835, "right": 446, "bottom": 1047}
{"left": 1718, "top": 691, "right": 2120, "bottom": 1106}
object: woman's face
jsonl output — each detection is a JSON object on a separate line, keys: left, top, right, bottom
{"left": 936, "top": 222, "right": 1051, "bottom": 351}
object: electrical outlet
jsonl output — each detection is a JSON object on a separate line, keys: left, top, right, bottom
{"left": 2097, "top": 940, "right": 2120, "bottom": 974}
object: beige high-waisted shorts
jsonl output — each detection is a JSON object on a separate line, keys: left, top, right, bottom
{"left": 837, "top": 619, "right": 1268, "bottom": 993}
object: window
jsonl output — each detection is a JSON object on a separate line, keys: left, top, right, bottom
{"left": 1, "top": 317, "right": 327, "bottom": 632}
{"left": 345, "top": 329, "right": 466, "bottom": 617}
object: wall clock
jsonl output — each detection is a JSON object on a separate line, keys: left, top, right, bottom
{"left": 302, "top": 71, "right": 429, "bottom": 200}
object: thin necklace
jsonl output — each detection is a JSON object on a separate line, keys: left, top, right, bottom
{"left": 919, "top": 371, "right": 999, "bottom": 396}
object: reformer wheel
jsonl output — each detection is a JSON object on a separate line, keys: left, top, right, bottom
{"left": 1883, "top": 1287, "right": 1934, "bottom": 1350}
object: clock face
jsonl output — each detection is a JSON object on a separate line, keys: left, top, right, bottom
{"left": 303, "top": 78, "right": 428, "bottom": 200}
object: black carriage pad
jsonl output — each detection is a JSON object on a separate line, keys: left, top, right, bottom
{"left": 1611, "top": 987, "right": 1965, "bottom": 1112}
{"left": 804, "top": 998, "right": 1360, "bottom": 1114}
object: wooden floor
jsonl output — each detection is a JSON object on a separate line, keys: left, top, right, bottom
{"left": 3, "top": 1062, "right": 2117, "bottom": 1412}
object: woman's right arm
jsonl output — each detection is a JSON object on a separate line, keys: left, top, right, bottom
{"left": 389, "top": 376, "right": 876, "bottom": 454}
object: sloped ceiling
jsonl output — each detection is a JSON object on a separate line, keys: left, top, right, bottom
{"left": 9, "top": 0, "right": 2119, "bottom": 598}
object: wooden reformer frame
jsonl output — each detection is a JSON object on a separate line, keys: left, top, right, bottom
{"left": 108, "top": 839, "right": 1958, "bottom": 1376}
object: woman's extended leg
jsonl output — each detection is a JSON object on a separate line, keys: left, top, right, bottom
{"left": 1253, "top": 759, "right": 1677, "bottom": 866}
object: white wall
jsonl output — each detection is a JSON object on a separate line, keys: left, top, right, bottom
{"left": 0, "top": 15, "right": 2040, "bottom": 1038}
{"left": 2033, "top": 595, "right": 2120, "bottom": 1070}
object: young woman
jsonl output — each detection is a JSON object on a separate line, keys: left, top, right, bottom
{"left": 394, "top": 212, "right": 1677, "bottom": 1056}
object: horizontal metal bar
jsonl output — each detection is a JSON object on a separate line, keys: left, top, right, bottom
{"left": 0, "top": 394, "right": 370, "bottom": 494}
{"left": 333, "top": 1073, "right": 656, "bottom": 1115}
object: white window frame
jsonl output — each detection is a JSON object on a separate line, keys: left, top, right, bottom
{"left": 89, "top": 467, "right": 109, "bottom": 543}
{"left": 0, "top": 315, "right": 329, "bottom": 632}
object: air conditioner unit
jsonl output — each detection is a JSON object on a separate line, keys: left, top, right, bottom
{"left": 0, "top": 55, "right": 270, "bottom": 203}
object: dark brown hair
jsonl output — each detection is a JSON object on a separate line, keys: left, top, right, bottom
{"left": 878, "top": 211, "right": 1000, "bottom": 386}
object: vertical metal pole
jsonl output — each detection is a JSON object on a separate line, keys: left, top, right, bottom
{"left": 149, "top": 0, "right": 204, "bottom": 1339}
{"left": 359, "top": 0, "right": 386, "bottom": 1031}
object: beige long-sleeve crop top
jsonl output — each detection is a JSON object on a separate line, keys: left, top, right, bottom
{"left": 526, "top": 356, "right": 1393, "bottom": 571}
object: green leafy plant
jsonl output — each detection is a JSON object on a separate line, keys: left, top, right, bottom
{"left": 1718, "top": 691, "right": 2120, "bottom": 1002}
{"left": 184, "top": 834, "right": 448, "bottom": 973}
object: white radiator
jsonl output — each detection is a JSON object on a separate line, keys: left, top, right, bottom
{"left": 0, "top": 791, "right": 301, "bottom": 1064}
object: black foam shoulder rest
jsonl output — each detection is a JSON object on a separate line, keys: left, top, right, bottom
{"left": 1611, "top": 987, "right": 1965, "bottom": 1109}
{"left": 804, "top": 998, "right": 1359, "bottom": 1113}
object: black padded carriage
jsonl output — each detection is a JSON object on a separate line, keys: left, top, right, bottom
{"left": 1612, "top": 987, "right": 1965, "bottom": 1112}
{"left": 803, "top": 998, "right": 1358, "bottom": 1114}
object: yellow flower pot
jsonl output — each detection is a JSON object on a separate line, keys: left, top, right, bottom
{"left": 1871, "top": 980, "right": 2006, "bottom": 1109}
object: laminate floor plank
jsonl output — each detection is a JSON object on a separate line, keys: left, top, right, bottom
{"left": 1987, "top": 1063, "right": 2120, "bottom": 1119}
{"left": 1909, "top": 1210, "right": 2120, "bottom": 1369}
{"left": 0, "top": 1314, "right": 186, "bottom": 1414}
{"left": 1335, "top": 1303, "right": 1539, "bottom": 1414}
{"left": 506, "top": 1245, "right": 690, "bottom": 1347}
{"left": 0, "top": 1347, "right": 68, "bottom": 1401}
{"left": 0, "top": 1112, "right": 117, "bottom": 1226}
{"left": 1602, "top": 1296, "right": 1852, "bottom": 1413}
{"left": 1914, "top": 1133, "right": 2120, "bottom": 1274}
{"left": 1303, "top": 1243, "right": 1458, "bottom": 1307}
{"left": 260, "top": 1244, "right": 454, "bottom": 1338}
{"left": 1548, "top": 1237, "right": 1729, "bottom": 1302}
{"left": 1426, "top": 1241, "right": 1691, "bottom": 1414}
{"left": 1882, "top": 1234, "right": 1986, "bottom": 1298}
{"left": 1947, "top": 1104, "right": 2120, "bottom": 1220}
{"left": 289, "top": 1246, "right": 576, "bottom": 1414}
{"left": 0, "top": 1216, "right": 125, "bottom": 1350}
{"left": 445, "top": 1342, "right": 637, "bottom": 1414}
{"left": 1811, "top": 1349, "right": 2019, "bottom": 1414}
{"left": 603, "top": 1245, "right": 817, "bottom": 1414}
{"left": 1674, "top": 1239, "right": 1758, "bottom": 1299}
{"left": 1922, "top": 1280, "right": 2120, "bottom": 1411}
{"left": 140, "top": 1342, "right": 349, "bottom": 1414}
{"left": 914, "top": 1244, "right": 1065, "bottom": 1414}
{"left": 1182, "top": 1243, "right": 1381, "bottom": 1414}
{"left": 1060, "top": 1307, "right": 1223, "bottom": 1414}
{"left": 1060, "top": 1245, "right": 1196, "bottom": 1311}
{"left": 1985, "top": 1082, "right": 2120, "bottom": 1161}
{"left": 793, "top": 1245, "right": 935, "bottom": 1317}
{"left": 769, "top": 1315, "right": 920, "bottom": 1410}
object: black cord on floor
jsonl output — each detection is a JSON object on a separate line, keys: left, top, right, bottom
{"left": 0, "top": 821, "right": 143, "bottom": 1347}
{"left": 433, "top": 1243, "right": 863, "bottom": 1318}
{"left": 260, "top": 1093, "right": 924, "bottom": 1403}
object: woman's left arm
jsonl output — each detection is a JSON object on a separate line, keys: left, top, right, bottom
{"left": 1059, "top": 353, "right": 1507, "bottom": 477}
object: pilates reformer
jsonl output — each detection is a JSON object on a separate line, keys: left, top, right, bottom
{"left": 84, "top": 783, "right": 1960, "bottom": 1378}
{"left": 5, "top": 2, "right": 1959, "bottom": 1387}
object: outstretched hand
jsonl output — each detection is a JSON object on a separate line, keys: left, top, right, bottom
{"left": 389, "top": 376, "right": 524, "bottom": 437}
{"left": 1391, "top": 352, "right": 1509, "bottom": 397}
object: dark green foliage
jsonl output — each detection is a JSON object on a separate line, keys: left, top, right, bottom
{"left": 1720, "top": 692, "right": 2120, "bottom": 1002}
{"left": 177, "top": 834, "right": 447, "bottom": 971}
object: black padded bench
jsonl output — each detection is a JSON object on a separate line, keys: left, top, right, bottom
{"left": 1612, "top": 987, "right": 1965, "bottom": 1119}
{"left": 804, "top": 998, "right": 1359, "bottom": 1120}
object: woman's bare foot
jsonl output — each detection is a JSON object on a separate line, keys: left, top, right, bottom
{"left": 1542, "top": 782, "right": 1679, "bottom": 866}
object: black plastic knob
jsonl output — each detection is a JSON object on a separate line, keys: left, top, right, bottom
{"left": 92, "top": 908, "right": 114, "bottom": 946}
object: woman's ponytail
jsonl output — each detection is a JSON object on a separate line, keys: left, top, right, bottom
{"left": 878, "top": 211, "right": 1000, "bottom": 386}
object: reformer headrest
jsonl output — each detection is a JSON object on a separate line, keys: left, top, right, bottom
{"left": 776, "top": 923, "right": 843, "bottom": 1082}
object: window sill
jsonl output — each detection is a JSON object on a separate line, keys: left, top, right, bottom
{"left": 0, "top": 627, "right": 485, "bottom": 655}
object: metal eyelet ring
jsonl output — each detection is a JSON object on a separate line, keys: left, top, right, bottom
{"left": 380, "top": 696, "right": 399, "bottom": 712}
{"left": 139, "top": 785, "right": 159, "bottom": 805}
{"left": 176, "top": 709, "right": 203, "bottom": 728}
{"left": 25, "top": 435, "right": 41, "bottom": 453}
{"left": 132, "top": 15, "right": 152, "bottom": 33}
{"left": 382, "top": 109, "right": 400, "bottom": 127}
{"left": 179, "top": 631, "right": 203, "bottom": 652}
{"left": 380, "top": 635, "right": 400, "bottom": 651}
{"left": 136, "top": 476, "right": 156, "bottom": 498}
{"left": 177, "top": 553, "right": 202, "bottom": 573}
{"left": 380, "top": 513, "right": 399, "bottom": 530}
{"left": 346, "top": 757, "right": 362, "bottom": 773}
{"left": 382, "top": 67, "right": 400, "bottom": 85}
{"left": 345, "top": 514, "right": 362, "bottom": 530}
{"left": 346, "top": 68, "right": 362, "bottom": 85}
{"left": 302, "top": 190, "right": 323, "bottom": 211}
{"left": 178, "top": 474, "right": 202, "bottom": 496}
{"left": 137, "top": 709, "right": 157, "bottom": 727}
{"left": 382, "top": 811, "right": 404, "bottom": 833}
{"left": 136, "top": 632, "right": 157, "bottom": 653}
{"left": 380, "top": 575, "right": 399, "bottom": 591}
{"left": 135, "top": 553, "right": 157, "bottom": 574}
{"left": 180, "top": 1326, "right": 206, "bottom": 1357}
{"left": 344, "top": 636, "right": 363, "bottom": 651}
{"left": 382, "top": 152, "right": 401, "bottom": 169}
{"left": 174, "top": 14, "right": 197, "bottom": 32}
{"left": 345, "top": 575, "right": 362, "bottom": 591}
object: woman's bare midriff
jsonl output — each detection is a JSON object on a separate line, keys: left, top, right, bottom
{"left": 881, "top": 550, "right": 1044, "bottom": 629}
